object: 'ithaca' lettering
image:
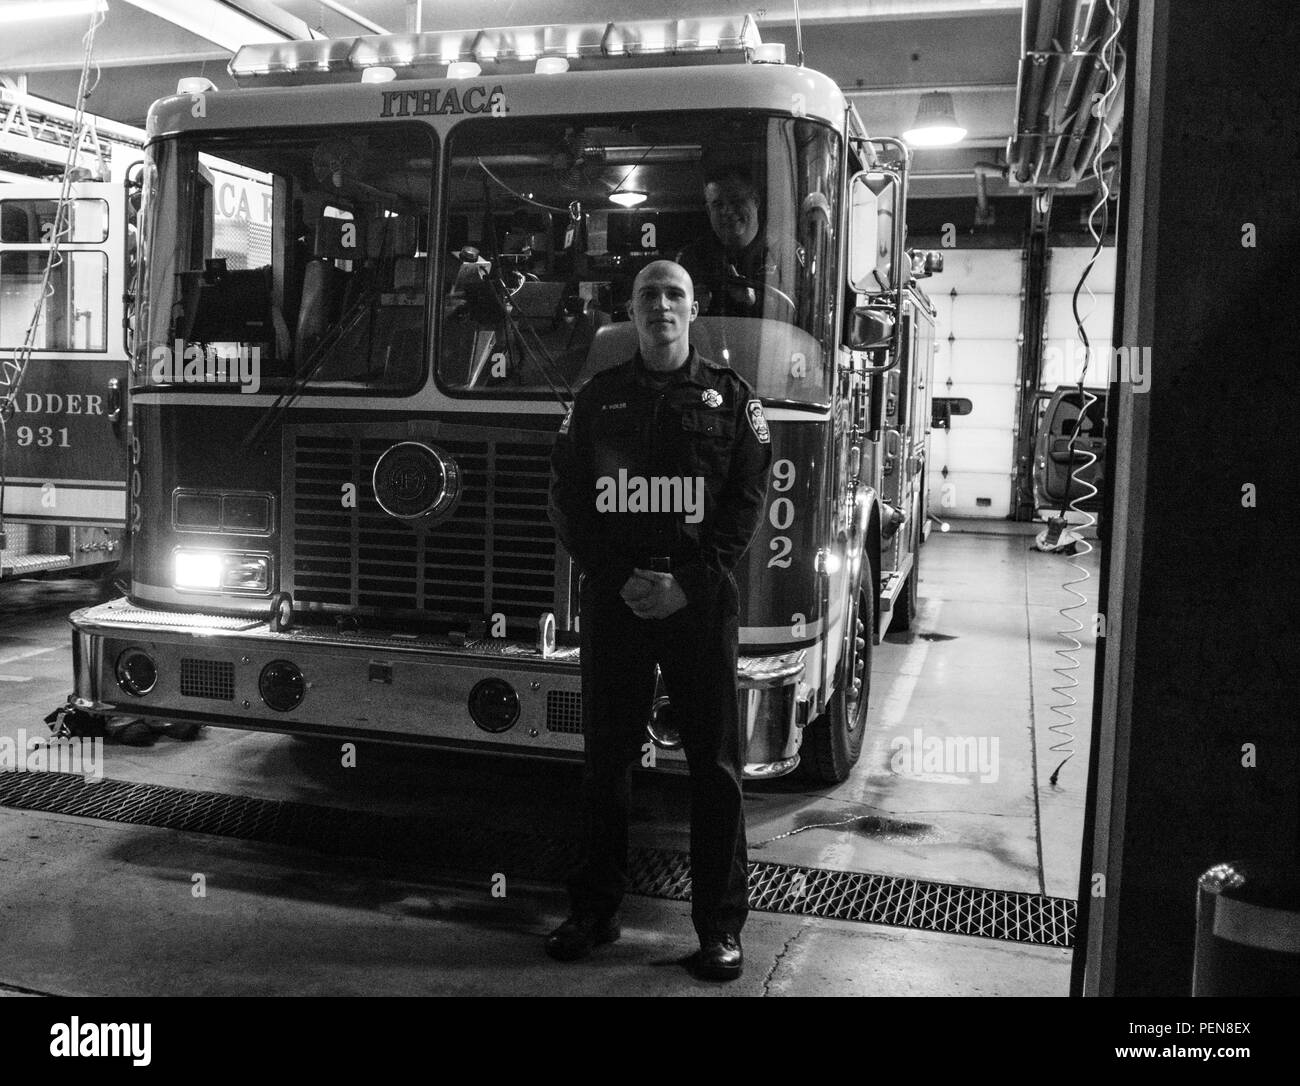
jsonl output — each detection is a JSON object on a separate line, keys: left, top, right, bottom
{"left": 379, "top": 85, "right": 502, "bottom": 118}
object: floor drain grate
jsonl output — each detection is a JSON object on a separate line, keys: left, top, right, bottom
{"left": 1, "top": 771, "right": 1075, "bottom": 947}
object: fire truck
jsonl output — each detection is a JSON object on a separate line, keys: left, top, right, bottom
{"left": 58, "top": 16, "right": 936, "bottom": 783}
{"left": 0, "top": 86, "right": 142, "bottom": 582}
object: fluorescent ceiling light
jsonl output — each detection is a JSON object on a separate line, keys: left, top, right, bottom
{"left": 126, "top": 0, "right": 314, "bottom": 50}
{"left": 609, "top": 191, "right": 647, "bottom": 208}
{"left": 0, "top": 0, "right": 106, "bottom": 23}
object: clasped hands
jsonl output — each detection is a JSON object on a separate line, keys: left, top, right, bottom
{"left": 620, "top": 569, "right": 688, "bottom": 620}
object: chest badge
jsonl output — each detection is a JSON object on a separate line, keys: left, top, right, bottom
{"left": 701, "top": 389, "right": 723, "bottom": 408}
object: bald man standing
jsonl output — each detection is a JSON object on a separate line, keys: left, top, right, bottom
{"left": 547, "top": 260, "right": 772, "bottom": 980}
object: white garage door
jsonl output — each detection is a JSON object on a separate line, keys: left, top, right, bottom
{"left": 928, "top": 248, "right": 1023, "bottom": 518}
{"left": 1043, "top": 245, "right": 1116, "bottom": 392}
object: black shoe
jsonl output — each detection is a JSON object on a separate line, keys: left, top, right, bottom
{"left": 544, "top": 913, "right": 621, "bottom": 962}
{"left": 691, "top": 933, "right": 743, "bottom": 981}
{"left": 106, "top": 719, "right": 156, "bottom": 747}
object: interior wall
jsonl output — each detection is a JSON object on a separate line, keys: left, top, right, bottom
{"left": 1080, "top": 0, "right": 1300, "bottom": 997}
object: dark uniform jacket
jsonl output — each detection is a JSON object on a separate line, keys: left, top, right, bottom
{"left": 676, "top": 233, "right": 776, "bottom": 318}
{"left": 548, "top": 347, "right": 772, "bottom": 608}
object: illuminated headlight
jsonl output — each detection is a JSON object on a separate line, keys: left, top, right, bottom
{"left": 223, "top": 555, "right": 271, "bottom": 591}
{"left": 174, "top": 550, "right": 270, "bottom": 593}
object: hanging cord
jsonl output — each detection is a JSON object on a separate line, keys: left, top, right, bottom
{"left": 0, "top": 3, "right": 105, "bottom": 546}
{"left": 1047, "top": 0, "right": 1123, "bottom": 786}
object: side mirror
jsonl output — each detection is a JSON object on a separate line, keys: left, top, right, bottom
{"left": 931, "top": 396, "right": 972, "bottom": 430}
{"left": 848, "top": 307, "right": 895, "bottom": 350}
{"left": 848, "top": 169, "right": 900, "bottom": 293}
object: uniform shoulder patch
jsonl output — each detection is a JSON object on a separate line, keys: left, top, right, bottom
{"left": 746, "top": 400, "right": 770, "bottom": 444}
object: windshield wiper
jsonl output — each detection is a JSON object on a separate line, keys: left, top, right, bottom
{"left": 242, "top": 212, "right": 400, "bottom": 454}
{"left": 502, "top": 302, "right": 574, "bottom": 409}
{"left": 240, "top": 285, "right": 380, "bottom": 455}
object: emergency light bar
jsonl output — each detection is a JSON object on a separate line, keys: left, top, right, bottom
{"left": 229, "top": 15, "right": 771, "bottom": 86}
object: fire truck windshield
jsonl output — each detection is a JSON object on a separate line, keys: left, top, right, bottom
{"left": 137, "top": 123, "right": 433, "bottom": 395}
{"left": 439, "top": 112, "right": 840, "bottom": 406}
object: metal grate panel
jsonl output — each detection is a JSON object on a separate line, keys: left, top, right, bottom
{"left": 94, "top": 604, "right": 261, "bottom": 631}
{"left": 179, "top": 659, "right": 236, "bottom": 701}
{"left": 1, "top": 553, "right": 72, "bottom": 575}
{"left": 290, "top": 430, "right": 558, "bottom": 634}
{"left": 0, "top": 771, "right": 1076, "bottom": 947}
{"left": 546, "top": 690, "right": 584, "bottom": 734}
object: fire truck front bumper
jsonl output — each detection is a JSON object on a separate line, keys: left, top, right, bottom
{"left": 66, "top": 600, "right": 809, "bottom": 778}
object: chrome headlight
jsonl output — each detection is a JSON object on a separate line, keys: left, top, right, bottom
{"left": 174, "top": 549, "right": 270, "bottom": 593}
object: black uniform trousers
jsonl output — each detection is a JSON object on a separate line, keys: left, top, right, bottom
{"left": 570, "top": 575, "right": 750, "bottom": 937}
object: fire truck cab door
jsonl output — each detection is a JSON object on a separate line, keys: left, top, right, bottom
{"left": 0, "top": 181, "right": 129, "bottom": 526}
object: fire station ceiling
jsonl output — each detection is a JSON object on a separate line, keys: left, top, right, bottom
{"left": 0, "top": 1, "right": 1054, "bottom": 200}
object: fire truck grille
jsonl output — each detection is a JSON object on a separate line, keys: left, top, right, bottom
{"left": 180, "top": 658, "right": 236, "bottom": 701}
{"left": 545, "top": 690, "right": 584, "bottom": 734}
{"left": 289, "top": 432, "right": 558, "bottom": 632}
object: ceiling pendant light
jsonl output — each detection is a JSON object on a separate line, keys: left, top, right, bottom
{"left": 903, "top": 91, "right": 967, "bottom": 147}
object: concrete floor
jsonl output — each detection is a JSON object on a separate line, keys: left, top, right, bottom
{"left": 0, "top": 522, "right": 1098, "bottom": 996}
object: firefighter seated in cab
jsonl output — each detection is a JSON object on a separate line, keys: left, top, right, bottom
{"left": 675, "top": 163, "right": 794, "bottom": 322}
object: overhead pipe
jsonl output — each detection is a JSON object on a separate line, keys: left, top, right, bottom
{"left": 1006, "top": 0, "right": 1051, "bottom": 178}
{"left": 1047, "top": 52, "right": 1108, "bottom": 181}
{"left": 1072, "top": 46, "right": 1127, "bottom": 178}
{"left": 1049, "top": 0, "right": 1127, "bottom": 182}
{"left": 973, "top": 161, "right": 1004, "bottom": 225}
{"left": 1008, "top": 0, "right": 1084, "bottom": 184}
{"left": 1048, "top": 0, "right": 1112, "bottom": 181}
{"left": 1025, "top": 0, "right": 1082, "bottom": 184}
